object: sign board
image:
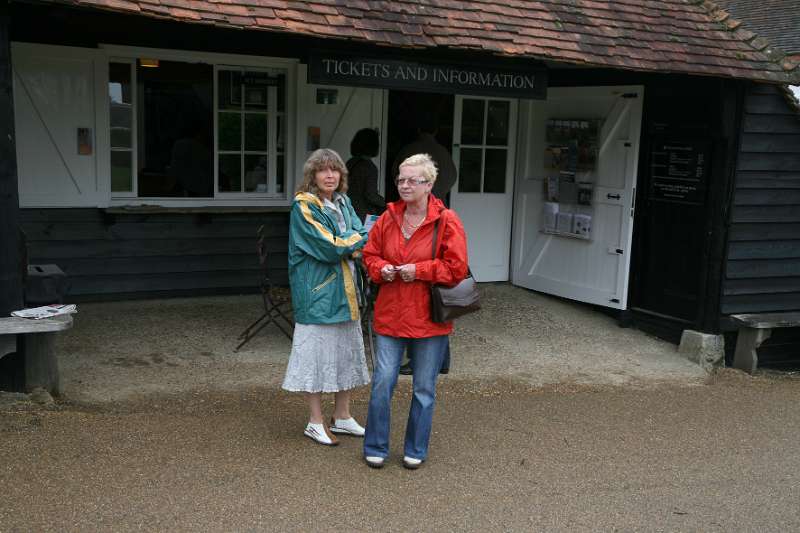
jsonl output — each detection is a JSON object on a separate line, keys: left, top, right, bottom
{"left": 308, "top": 52, "right": 547, "bottom": 99}
{"left": 649, "top": 139, "right": 710, "bottom": 204}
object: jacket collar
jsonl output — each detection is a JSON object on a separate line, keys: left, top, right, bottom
{"left": 295, "top": 191, "right": 323, "bottom": 208}
{"left": 295, "top": 191, "right": 346, "bottom": 210}
{"left": 386, "top": 194, "right": 446, "bottom": 229}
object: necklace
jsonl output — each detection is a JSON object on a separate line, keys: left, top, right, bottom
{"left": 403, "top": 212, "right": 425, "bottom": 229}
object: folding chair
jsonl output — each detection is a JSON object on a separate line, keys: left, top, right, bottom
{"left": 235, "top": 225, "right": 294, "bottom": 351}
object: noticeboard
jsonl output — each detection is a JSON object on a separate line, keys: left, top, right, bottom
{"left": 649, "top": 139, "right": 710, "bottom": 204}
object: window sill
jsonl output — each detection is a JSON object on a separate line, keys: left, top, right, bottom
{"left": 104, "top": 205, "right": 291, "bottom": 214}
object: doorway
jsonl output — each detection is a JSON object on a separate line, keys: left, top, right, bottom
{"left": 384, "top": 90, "right": 454, "bottom": 203}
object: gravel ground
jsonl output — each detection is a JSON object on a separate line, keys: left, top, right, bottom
{"left": 1, "top": 371, "right": 799, "bottom": 532}
{"left": 2, "top": 286, "right": 798, "bottom": 531}
{"left": 54, "top": 283, "right": 705, "bottom": 403}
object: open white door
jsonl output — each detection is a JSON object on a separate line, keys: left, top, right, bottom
{"left": 511, "top": 86, "right": 643, "bottom": 309}
{"left": 451, "top": 96, "right": 517, "bottom": 282}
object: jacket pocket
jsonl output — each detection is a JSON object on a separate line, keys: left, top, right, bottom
{"left": 312, "top": 272, "right": 337, "bottom": 293}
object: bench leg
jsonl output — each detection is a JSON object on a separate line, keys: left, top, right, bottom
{"left": 22, "top": 332, "right": 60, "bottom": 395}
{"left": 733, "top": 327, "right": 771, "bottom": 374}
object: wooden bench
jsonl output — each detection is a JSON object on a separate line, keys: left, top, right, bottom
{"left": 731, "top": 312, "right": 800, "bottom": 374}
{"left": 0, "top": 315, "right": 73, "bottom": 395}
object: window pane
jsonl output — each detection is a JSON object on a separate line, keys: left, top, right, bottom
{"left": 218, "top": 154, "right": 241, "bottom": 192}
{"left": 244, "top": 154, "right": 268, "bottom": 192}
{"left": 276, "top": 154, "right": 285, "bottom": 193}
{"left": 218, "top": 112, "right": 241, "bottom": 151}
{"left": 277, "top": 74, "right": 286, "bottom": 112}
{"left": 111, "top": 150, "right": 132, "bottom": 192}
{"left": 460, "top": 99, "right": 485, "bottom": 145}
{"left": 244, "top": 113, "right": 268, "bottom": 151}
{"left": 276, "top": 115, "right": 285, "bottom": 152}
{"left": 109, "top": 63, "right": 132, "bottom": 104}
{"left": 243, "top": 71, "right": 270, "bottom": 111}
{"left": 137, "top": 60, "right": 213, "bottom": 197}
{"left": 458, "top": 148, "right": 482, "bottom": 192}
{"left": 218, "top": 70, "right": 242, "bottom": 111}
{"left": 486, "top": 101, "right": 510, "bottom": 146}
{"left": 109, "top": 63, "right": 132, "bottom": 149}
{"left": 110, "top": 113, "right": 132, "bottom": 148}
{"left": 484, "top": 149, "right": 507, "bottom": 193}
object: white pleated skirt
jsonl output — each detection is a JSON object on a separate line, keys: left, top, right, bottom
{"left": 282, "top": 320, "right": 370, "bottom": 393}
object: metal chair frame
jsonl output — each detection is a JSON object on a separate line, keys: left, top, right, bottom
{"left": 235, "top": 225, "right": 294, "bottom": 351}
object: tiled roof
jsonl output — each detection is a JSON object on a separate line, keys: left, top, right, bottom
{"left": 42, "top": 0, "right": 800, "bottom": 84}
{"left": 715, "top": 0, "right": 800, "bottom": 55}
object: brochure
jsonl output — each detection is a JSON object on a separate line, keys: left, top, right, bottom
{"left": 11, "top": 304, "right": 77, "bottom": 320}
{"left": 363, "top": 214, "right": 380, "bottom": 232}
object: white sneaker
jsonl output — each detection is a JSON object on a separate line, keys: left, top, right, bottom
{"left": 330, "top": 417, "right": 365, "bottom": 437}
{"left": 304, "top": 422, "right": 338, "bottom": 446}
{"left": 365, "top": 456, "right": 385, "bottom": 468}
{"left": 403, "top": 456, "right": 422, "bottom": 469}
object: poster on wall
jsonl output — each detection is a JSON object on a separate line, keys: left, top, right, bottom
{"left": 544, "top": 119, "right": 599, "bottom": 173}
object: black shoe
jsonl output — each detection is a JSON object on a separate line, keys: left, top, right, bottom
{"left": 399, "top": 362, "right": 413, "bottom": 375}
{"left": 439, "top": 366, "right": 449, "bottom": 375}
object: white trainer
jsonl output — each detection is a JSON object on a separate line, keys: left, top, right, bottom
{"left": 329, "top": 417, "right": 365, "bottom": 437}
{"left": 304, "top": 422, "right": 338, "bottom": 446}
{"left": 403, "top": 456, "right": 422, "bottom": 469}
{"left": 365, "top": 456, "right": 385, "bottom": 468}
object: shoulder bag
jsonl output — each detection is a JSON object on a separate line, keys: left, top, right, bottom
{"left": 429, "top": 211, "right": 481, "bottom": 323}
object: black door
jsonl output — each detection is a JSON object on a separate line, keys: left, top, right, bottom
{"left": 630, "top": 82, "right": 721, "bottom": 327}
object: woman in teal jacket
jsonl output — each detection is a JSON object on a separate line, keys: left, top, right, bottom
{"left": 282, "top": 148, "right": 370, "bottom": 447}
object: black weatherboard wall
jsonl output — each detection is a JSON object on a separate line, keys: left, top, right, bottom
{"left": 20, "top": 210, "right": 289, "bottom": 300}
{"left": 722, "top": 83, "right": 800, "bottom": 363}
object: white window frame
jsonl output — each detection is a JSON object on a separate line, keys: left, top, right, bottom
{"left": 99, "top": 45, "right": 297, "bottom": 207}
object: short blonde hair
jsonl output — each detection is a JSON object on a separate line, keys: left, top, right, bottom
{"left": 399, "top": 153, "right": 438, "bottom": 184}
{"left": 297, "top": 149, "right": 349, "bottom": 195}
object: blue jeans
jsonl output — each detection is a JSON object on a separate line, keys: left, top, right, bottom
{"left": 363, "top": 334, "right": 448, "bottom": 461}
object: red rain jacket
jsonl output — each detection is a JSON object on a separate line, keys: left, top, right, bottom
{"left": 362, "top": 195, "right": 469, "bottom": 338}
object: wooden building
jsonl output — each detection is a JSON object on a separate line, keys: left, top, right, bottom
{"left": 1, "top": 0, "right": 799, "bottom": 364}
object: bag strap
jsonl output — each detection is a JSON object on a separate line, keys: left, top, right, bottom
{"left": 431, "top": 209, "right": 448, "bottom": 260}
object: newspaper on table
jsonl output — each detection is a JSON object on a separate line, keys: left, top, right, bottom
{"left": 11, "top": 304, "right": 77, "bottom": 320}
{"left": 363, "top": 214, "right": 379, "bottom": 233}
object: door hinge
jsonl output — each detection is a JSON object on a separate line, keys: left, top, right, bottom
{"left": 622, "top": 93, "right": 638, "bottom": 99}
{"left": 624, "top": 142, "right": 632, "bottom": 147}
{"left": 610, "top": 298, "right": 621, "bottom": 303}
{"left": 607, "top": 247, "right": 624, "bottom": 255}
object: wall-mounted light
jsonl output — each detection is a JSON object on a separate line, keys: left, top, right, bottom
{"left": 139, "top": 58, "right": 160, "bottom": 68}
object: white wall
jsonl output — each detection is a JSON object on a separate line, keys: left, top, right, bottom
{"left": 294, "top": 64, "right": 385, "bottom": 191}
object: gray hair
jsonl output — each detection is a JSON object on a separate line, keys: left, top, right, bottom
{"left": 399, "top": 153, "right": 438, "bottom": 184}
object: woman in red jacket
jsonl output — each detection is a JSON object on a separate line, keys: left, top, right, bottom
{"left": 361, "top": 153, "right": 468, "bottom": 469}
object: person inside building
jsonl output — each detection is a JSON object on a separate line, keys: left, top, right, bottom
{"left": 391, "top": 115, "right": 457, "bottom": 206}
{"left": 361, "top": 153, "right": 468, "bottom": 469}
{"left": 346, "top": 128, "right": 385, "bottom": 221}
{"left": 281, "top": 148, "right": 370, "bottom": 446}
{"left": 391, "top": 116, "right": 458, "bottom": 375}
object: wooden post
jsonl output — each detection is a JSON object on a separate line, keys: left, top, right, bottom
{"left": 0, "top": 2, "right": 26, "bottom": 391}
{"left": 0, "top": 2, "right": 23, "bottom": 317}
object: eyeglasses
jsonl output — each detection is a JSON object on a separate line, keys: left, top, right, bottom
{"left": 395, "top": 177, "right": 430, "bottom": 187}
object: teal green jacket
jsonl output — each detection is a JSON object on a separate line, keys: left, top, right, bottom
{"left": 288, "top": 192, "right": 368, "bottom": 325}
